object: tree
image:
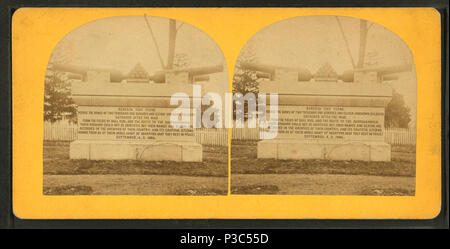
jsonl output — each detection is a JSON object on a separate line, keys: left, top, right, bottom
{"left": 232, "top": 46, "right": 260, "bottom": 121}
{"left": 315, "top": 62, "right": 338, "bottom": 79}
{"left": 385, "top": 89, "right": 411, "bottom": 128}
{"left": 44, "top": 44, "right": 77, "bottom": 123}
{"left": 44, "top": 65, "right": 77, "bottom": 123}
{"left": 233, "top": 45, "right": 259, "bottom": 95}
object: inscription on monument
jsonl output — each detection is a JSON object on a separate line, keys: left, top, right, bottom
{"left": 274, "top": 106, "right": 385, "bottom": 141}
{"left": 77, "top": 106, "right": 193, "bottom": 141}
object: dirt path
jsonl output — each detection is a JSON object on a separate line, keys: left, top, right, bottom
{"left": 44, "top": 174, "right": 228, "bottom": 195}
{"left": 231, "top": 174, "right": 415, "bottom": 195}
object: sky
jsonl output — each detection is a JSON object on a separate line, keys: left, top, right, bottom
{"left": 244, "top": 15, "right": 414, "bottom": 74}
{"left": 50, "top": 15, "right": 227, "bottom": 77}
{"left": 241, "top": 15, "right": 417, "bottom": 127}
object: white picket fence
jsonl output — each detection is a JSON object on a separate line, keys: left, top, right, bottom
{"left": 43, "top": 122, "right": 416, "bottom": 146}
{"left": 384, "top": 127, "right": 416, "bottom": 145}
{"left": 44, "top": 121, "right": 78, "bottom": 141}
{"left": 194, "top": 128, "right": 228, "bottom": 146}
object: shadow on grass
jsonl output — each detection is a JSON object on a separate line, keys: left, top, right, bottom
{"left": 359, "top": 187, "right": 415, "bottom": 196}
{"left": 231, "top": 184, "right": 279, "bottom": 195}
{"left": 172, "top": 188, "right": 228, "bottom": 195}
{"left": 44, "top": 185, "right": 94, "bottom": 195}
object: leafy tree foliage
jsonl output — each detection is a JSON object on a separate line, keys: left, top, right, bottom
{"left": 232, "top": 46, "right": 260, "bottom": 121}
{"left": 44, "top": 65, "right": 77, "bottom": 123}
{"left": 232, "top": 46, "right": 259, "bottom": 95}
{"left": 385, "top": 89, "right": 411, "bottom": 128}
{"left": 315, "top": 62, "right": 338, "bottom": 79}
{"left": 44, "top": 41, "right": 79, "bottom": 123}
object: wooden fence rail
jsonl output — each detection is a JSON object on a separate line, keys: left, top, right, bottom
{"left": 194, "top": 128, "right": 228, "bottom": 146}
{"left": 384, "top": 127, "right": 416, "bottom": 145}
{"left": 43, "top": 121, "right": 78, "bottom": 141}
{"left": 43, "top": 122, "right": 416, "bottom": 146}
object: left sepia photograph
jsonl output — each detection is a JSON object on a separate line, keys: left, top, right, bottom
{"left": 43, "top": 16, "right": 229, "bottom": 195}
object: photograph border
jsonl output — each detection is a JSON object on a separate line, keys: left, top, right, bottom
{"left": 1, "top": 0, "right": 448, "bottom": 228}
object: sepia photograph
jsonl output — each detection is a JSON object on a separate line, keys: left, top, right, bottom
{"left": 42, "top": 16, "right": 229, "bottom": 195}
{"left": 230, "top": 16, "right": 417, "bottom": 196}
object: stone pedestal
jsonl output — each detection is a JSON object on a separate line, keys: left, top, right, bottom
{"left": 257, "top": 139, "right": 390, "bottom": 161}
{"left": 257, "top": 80, "right": 393, "bottom": 162}
{"left": 69, "top": 81, "right": 202, "bottom": 162}
{"left": 70, "top": 140, "right": 202, "bottom": 162}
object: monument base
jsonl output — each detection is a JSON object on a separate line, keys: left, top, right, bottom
{"left": 70, "top": 140, "right": 202, "bottom": 162}
{"left": 257, "top": 139, "right": 391, "bottom": 161}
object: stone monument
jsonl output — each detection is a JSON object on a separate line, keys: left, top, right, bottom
{"left": 55, "top": 63, "right": 224, "bottom": 162}
{"left": 241, "top": 62, "right": 411, "bottom": 162}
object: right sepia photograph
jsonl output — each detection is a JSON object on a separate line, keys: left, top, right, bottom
{"left": 230, "top": 15, "right": 417, "bottom": 196}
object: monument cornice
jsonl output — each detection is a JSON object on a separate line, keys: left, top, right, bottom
{"left": 259, "top": 81, "right": 393, "bottom": 97}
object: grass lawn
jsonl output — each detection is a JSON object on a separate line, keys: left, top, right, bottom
{"left": 43, "top": 174, "right": 228, "bottom": 195}
{"left": 43, "top": 140, "right": 416, "bottom": 196}
{"left": 230, "top": 140, "right": 416, "bottom": 195}
{"left": 230, "top": 174, "right": 415, "bottom": 195}
{"left": 44, "top": 141, "right": 228, "bottom": 177}
{"left": 231, "top": 140, "right": 416, "bottom": 177}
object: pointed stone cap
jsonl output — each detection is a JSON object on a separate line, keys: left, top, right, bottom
{"left": 315, "top": 62, "right": 338, "bottom": 79}
{"left": 127, "top": 63, "right": 149, "bottom": 79}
